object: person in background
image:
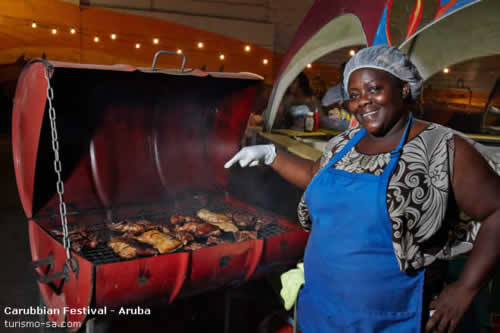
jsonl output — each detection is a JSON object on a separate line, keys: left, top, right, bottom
{"left": 225, "top": 45, "right": 500, "bottom": 332}
{"left": 274, "top": 72, "right": 322, "bottom": 130}
{"left": 320, "top": 83, "right": 351, "bottom": 132}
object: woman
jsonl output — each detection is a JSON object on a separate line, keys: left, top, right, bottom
{"left": 225, "top": 45, "right": 500, "bottom": 332}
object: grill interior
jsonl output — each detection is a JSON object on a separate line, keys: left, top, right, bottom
{"left": 37, "top": 191, "right": 293, "bottom": 264}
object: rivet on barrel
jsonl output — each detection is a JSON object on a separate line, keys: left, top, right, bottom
{"left": 280, "top": 241, "right": 288, "bottom": 250}
{"left": 219, "top": 256, "right": 231, "bottom": 269}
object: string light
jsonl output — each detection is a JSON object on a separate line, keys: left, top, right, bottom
{"left": 349, "top": 49, "right": 356, "bottom": 56}
{"left": 307, "top": 63, "right": 312, "bottom": 68}
{"left": 19, "top": 18, "right": 279, "bottom": 74}
{"left": 443, "top": 67, "right": 450, "bottom": 74}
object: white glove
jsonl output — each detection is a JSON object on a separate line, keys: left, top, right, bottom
{"left": 224, "top": 144, "right": 277, "bottom": 168}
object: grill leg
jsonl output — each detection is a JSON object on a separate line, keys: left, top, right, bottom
{"left": 224, "top": 289, "right": 231, "bottom": 333}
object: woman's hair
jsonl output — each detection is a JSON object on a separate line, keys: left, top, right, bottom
{"left": 296, "top": 72, "right": 313, "bottom": 97}
{"left": 343, "top": 45, "right": 423, "bottom": 101}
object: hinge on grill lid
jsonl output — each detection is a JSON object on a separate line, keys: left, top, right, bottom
{"left": 151, "top": 50, "right": 187, "bottom": 72}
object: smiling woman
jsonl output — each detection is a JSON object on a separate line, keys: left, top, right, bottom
{"left": 226, "top": 45, "right": 500, "bottom": 333}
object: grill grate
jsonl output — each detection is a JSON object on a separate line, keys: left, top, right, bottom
{"left": 39, "top": 192, "right": 294, "bottom": 264}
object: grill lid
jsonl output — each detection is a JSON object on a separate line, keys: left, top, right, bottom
{"left": 12, "top": 60, "right": 261, "bottom": 219}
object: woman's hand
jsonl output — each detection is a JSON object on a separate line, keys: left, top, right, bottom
{"left": 425, "top": 281, "right": 478, "bottom": 333}
{"left": 224, "top": 144, "right": 277, "bottom": 168}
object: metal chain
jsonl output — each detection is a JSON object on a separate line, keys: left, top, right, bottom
{"left": 43, "top": 65, "right": 72, "bottom": 265}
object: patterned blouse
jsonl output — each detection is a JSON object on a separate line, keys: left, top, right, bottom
{"left": 297, "top": 123, "right": 500, "bottom": 271}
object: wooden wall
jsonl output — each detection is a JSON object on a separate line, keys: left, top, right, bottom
{"left": 0, "top": 0, "right": 341, "bottom": 86}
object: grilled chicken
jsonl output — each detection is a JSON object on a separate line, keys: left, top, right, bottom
{"left": 108, "top": 237, "right": 158, "bottom": 259}
{"left": 255, "top": 216, "right": 274, "bottom": 231}
{"left": 196, "top": 209, "right": 239, "bottom": 232}
{"left": 108, "top": 219, "right": 156, "bottom": 235}
{"left": 235, "top": 230, "right": 258, "bottom": 242}
{"left": 53, "top": 230, "right": 105, "bottom": 252}
{"left": 194, "top": 223, "right": 221, "bottom": 238}
{"left": 206, "top": 236, "right": 226, "bottom": 246}
{"left": 170, "top": 215, "right": 201, "bottom": 225}
{"left": 173, "top": 231, "right": 195, "bottom": 245}
{"left": 50, "top": 226, "right": 85, "bottom": 237}
{"left": 177, "top": 222, "right": 199, "bottom": 233}
{"left": 133, "top": 230, "right": 182, "bottom": 254}
{"left": 184, "top": 242, "right": 204, "bottom": 251}
{"left": 233, "top": 213, "right": 256, "bottom": 229}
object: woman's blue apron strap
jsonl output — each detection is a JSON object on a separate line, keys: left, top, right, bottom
{"left": 384, "top": 113, "right": 414, "bottom": 176}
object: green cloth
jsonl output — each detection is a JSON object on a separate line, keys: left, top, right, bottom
{"left": 280, "top": 263, "right": 304, "bottom": 310}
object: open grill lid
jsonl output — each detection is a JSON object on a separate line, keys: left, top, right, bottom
{"left": 12, "top": 60, "right": 261, "bottom": 219}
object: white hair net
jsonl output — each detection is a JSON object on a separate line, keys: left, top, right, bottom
{"left": 343, "top": 45, "right": 423, "bottom": 101}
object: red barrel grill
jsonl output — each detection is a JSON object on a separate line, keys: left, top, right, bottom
{"left": 12, "top": 58, "right": 308, "bottom": 330}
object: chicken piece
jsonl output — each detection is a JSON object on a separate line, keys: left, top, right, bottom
{"left": 233, "top": 213, "right": 256, "bottom": 229}
{"left": 51, "top": 225, "right": 85, "bottom": 237}
{"left": 69, "top": 232, "right": 90, "bottom": 252}
{"left": 235, "top": 231, "right": 258, "bottom": 242}
{"left": 68, "top": 231, "right": 106, "bottom": 252}
{"left": 134, "top": 230, "right": 182, "bottom": 254}
{"left": 108, "top": 237, "right": 137, "bottom": 259}
{"left": 85, "top": 232, "right": 106, "bottom": 249}
{"left": 194, "top": 223, "right": 222, "bottom": 238}
{"left": 170, "top": 215, "right": 201, "bottom": 225}
{"left": 196, "top": 209, "right": 239, "bottom": 232}
{"left": 173, "top": 231, "right": 195, "bottom": 246}
{"left": 108, "top": 237, "right": 158, "bottom": 259}
{"left": 255, "top": 216, "right": 274, "bottom": 231}
{"left": 206, "top": 236, "right": 225, "bottom": 246}
{"left": 177, "top": 222, "right": 200, "bottom": 233}
{"left": 136, "top": 220, "right": 157, "bottom": 230}
{"left": 109, "top": 220, "right": 145, "bottom": 234}
{"left": 184, "top": 242, "right": 204, "bottom": 251}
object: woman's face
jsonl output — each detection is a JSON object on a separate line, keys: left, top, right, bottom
{"left": 346, "top": 68, "right": 409, "bottom": 137}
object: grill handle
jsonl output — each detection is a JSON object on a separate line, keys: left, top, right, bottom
{"left": 31, "top": 255, "right": 79, "bottom": 284}
{"left": 152, "top": 50, "right": 186, "bottom": 72}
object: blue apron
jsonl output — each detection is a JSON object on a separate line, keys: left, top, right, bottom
{"left": 298, "top": 114, "right": 424, "bottom": 332}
